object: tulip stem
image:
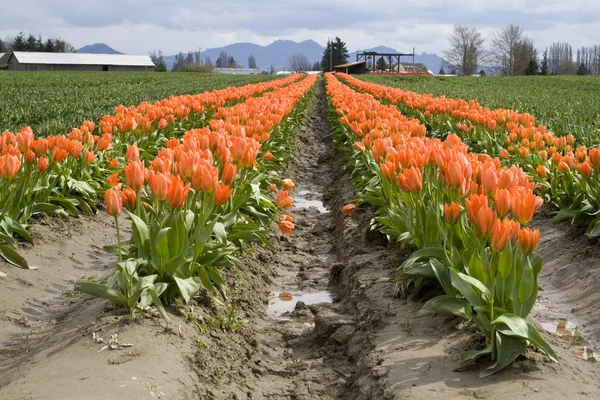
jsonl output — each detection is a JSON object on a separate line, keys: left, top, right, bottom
{"left": 115, "top": 216, "right": 122, "bottom": 263}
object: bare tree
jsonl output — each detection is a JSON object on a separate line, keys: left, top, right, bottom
{"left": 248, "top": 55, "right": 257, "bottom": 69}
{"left": 288, "top": 53, "right": 311, "bottom": 72}
{"left": 490, "top": 24, "right": 536, "bottom": 75}
{"left": 443, "top": 25, "right": 486, "bottom": 76}
{"left": 548, "top": 42, "right": 573, "bottom": 74}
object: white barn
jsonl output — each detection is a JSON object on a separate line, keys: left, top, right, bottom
{"left": 0, "top": 51, "right": 155, "bottom": 72}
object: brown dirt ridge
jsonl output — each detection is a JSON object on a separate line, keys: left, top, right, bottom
{"left": 0, "top": 79, "right": 599, "bottom": 399}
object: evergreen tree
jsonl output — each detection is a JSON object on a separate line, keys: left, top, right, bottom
{"left": 320, "top": 37, "right": 349, "bottom": 71}
{"left": 525, "top": 59, "right": 539, "bottom": 75}
{"left": 577, "top": 63, "right": 590, "bottom": 75}
{"left": 376, "top": 57, "right": 388, "bottom": 71}
{"left": 215, "top": 51, "right": 228, "bottom": 68}
{"left": 438, "top": 65, "right": 446, "bottom": 75}
{"left": 204, "top": 57, "right": 213, "bottom": 68}
{"left": 248, "top": 55, "right": 257, "bottom": 69}
{"left": 312, "top": 62, "right": 321, "bottom": 71}
{"left": 540, "top": 51, "right": 549, "bottom": 75}
{"left": 228, "top": 56, "right": 237, "bottom": 68}
{"left": 11, "top": 32, "right": 26, "bottom": 51}
{"left": 0, "top": 39, "right": 7, "bottom": 52}
{"left": 479, "top": 69, "right": 486, "bottom": 76}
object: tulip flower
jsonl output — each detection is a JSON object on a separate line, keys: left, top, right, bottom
{"left": 342, "top": 203, "right": 356, "bottom": 216}
{"left": 121, "top": 187, "right": 137, "bottom": 211}
{"left": 481, "top": 165, "right": 498, "bottom": 196}
{"left": 107, "top": 172, "right": 121, "bottom": 188}
{"left": 24, "top": 150, "right": 36, "bottom": 164}
{"left": 105, "top": 187, "right": 124, "bottom": 261}
{"left": 444, "top": 203, "right": 461, "bottom": 225}
{"left": 278, "top": 215, "right": 295, "bottom": 235}
{"left": 214, "top": 183, "right": 233, "bottom": 206}
{"left": 126, "top": 145, "right": 140, "bottom": 163}
{"left": 536, "top": 165, "right": 548, "bottom": 178}
{"left": 36, "top": 157, "right": 49, "bottom": 173}
{"left": 281, "top": 179, "right": 295, "bottom": 191}
{"left": 3, "top": 154, "right": 21, "bottom": 179}
{"left": 277, "top": 190, "right": 293, "bottom": 209}
{"left": 167, "top": 175, "right": 191, "bottom": 208}
{"left": 150, "top": 172, "right": 169, "bottom": 201}
{"left": 510, "top": 189, "right": 537, "bottom": 225}
{"left": 494, "top": 189, "right": 511, "bottom": 218}
{"left": 578, "top": 162, "right": 593, "bottom": 178}
{"left": 518, "top": 227, "right": 540, "bottom": 256}
{"left": 491, "top": 219, "right": 512, "bottom": 252}
{"left": 475, "top": 206, "right": 496, "bottom": 237}
{"left": 263, "top": 151, "right": 274, "bottom": 161}
{"left": 124, "top": 161, "right": 145, "bottom": 192}
{"left": 221, "top": 163, "right": 236, "bottom": 186}
{"left": 465, "top": 194, "right": 488, "bottom": 223}
{"left": 84, "top": 151, "right": 97, "bottom": 164}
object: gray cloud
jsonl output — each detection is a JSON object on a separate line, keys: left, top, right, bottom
{"left": 1, "top": 0, "right": 599, "bottom": 55}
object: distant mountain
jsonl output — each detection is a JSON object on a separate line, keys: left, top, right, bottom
{"left": 164, "top": 39, "right": 324, "bottom": 71}
{"left": 77, "top": 43, "right": 123, "bottom": 54}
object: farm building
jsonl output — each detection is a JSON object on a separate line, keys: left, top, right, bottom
{"left": 213, "top": 68, "right": 261, "bottom": 75}
{"left": 0, "top": 51, "right": 155, "bottom": 71}
{"left": 334, "top": 61, "right": 367, "bottom": 74}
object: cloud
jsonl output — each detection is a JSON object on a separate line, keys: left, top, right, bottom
{"left": 1, "top": 0, "right": 598, "bottom": 55}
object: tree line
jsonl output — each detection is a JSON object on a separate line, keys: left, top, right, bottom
{"left": 444, "top": 24, "right": 597, "bottom": 76}
{"left": 0, "top": 32, "right": 76, "bottom": 53}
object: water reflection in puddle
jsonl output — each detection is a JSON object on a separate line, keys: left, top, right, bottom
{"left": 293, "top": 198, "right": 329, "bottom": 214}
{"left": 267, "top": 290, "right": 332, "bottom": 318}
{"left": 541, "top": 320, "right": 599, "bottom": 362}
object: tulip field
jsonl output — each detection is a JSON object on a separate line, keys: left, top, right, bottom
{"left": 2, "top": 69, "right": 600, "bottom": 397}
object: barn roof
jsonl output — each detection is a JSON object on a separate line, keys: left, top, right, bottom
{"left": 0, "top": 52, "right": 9, "bottom": 68}
{"left": 10, "top": 52, "right": 155, "bottom": 67}
{"left": 334, "top": 61, "right": 366, "bottom": 68}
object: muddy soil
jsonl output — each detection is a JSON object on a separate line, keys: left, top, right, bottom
{"left": 1, "top": 80, "right": 600, "bottom": 399}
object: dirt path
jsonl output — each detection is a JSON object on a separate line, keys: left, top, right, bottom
{"left": 2, "top": 80, "right": 600, "bottom": 399}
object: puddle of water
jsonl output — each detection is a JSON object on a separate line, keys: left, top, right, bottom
{"left": 541, "top": 319, "right": 599, "bottom": 362}
{"left": 268, "top": 290, "right": 332, "bottom": 318}
{"left": 293, "top": 198, "right": 329, "bottom": 213}
{"left": 298, "top": 190, "right": 310, "bottom": 196}
{"left": 317, "top": 254, "right": 330, "bottom": 263}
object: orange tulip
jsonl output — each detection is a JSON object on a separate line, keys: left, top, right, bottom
{"left": 221, "top": 163, "right": 236, "bottom": 185}
{"left": 269, "top": 183, "right": 277, "bottom": 191}
{"left": 396, "top": 167, "right": 422, "bottom": 192}
{"left": 589, "top": 148, "right": 600, "bottom": 168}
{"left": 166, "top": 175, "right": 190, "bottom": 208}
{"left": 281, "top": 178, "right": 295, "bottom": 191}
{"left": 498, "top": 149, "right": 510, "bottom": 159}
{"left": 476, "top": 206, "right": 496, "bottom": 237}
{"left": 126, "top": 145, "right": 140, "bottom": 163}
{"left": 124, "top": 161, "right": 145, "bottom": 192}
{"left": 3, "top": 154, "right": 21, "bottom": 179}
{"left": 536, "top": 165, "right": 548, "bottom": 178}
{"left": 557, "top": 161, "right": 570, "bottom": 173}
{"left": 343, "top": 203, "right": 356, "bottom": 216}
{"left": 104, "top": 187, "right": 122, "bottom": 217}
{"left": 465, "top": 194, "right": 488, "bottom": 223}
{"left": 263, "top": 151, "right": 274, "bottom": 161}
{"left": 231, "top": 137, "right": 247, "bottom": 161}
{"left": 214, "top": 183, "right": 232, "bottom": 205}
{"left": 107, "top": 172, "right": 120, "bottom": 188}
{"left": 278, "top": 215, "right": 295, "bottom": 235}
{"left": 444, "top": 202, "right": 461, "bottom": 225}
{"left": 36, "top": 157, "right": 49, "bottom": 172}
{"left": 16, "top": 129, "right": 33, "bottom": 154}
{"left": 277, "top": 190, "right": 293, "bottom": 209}
{"left": 578, "top": 162, "right": 593, "bottom": 177}
{"left": 24, "top": 149, "right": 36, "bottom": 164}
{"left": 445, "top": 160, "right": 464, "bottom": 189}
{"left": 491, "top": 219, "right": 511, "bottom": 252}
{"left": 518, "top": 227, "right": 540, "bottom": 256}
{"left": 380, "top": 161, "right": 395, "bottom": 180}
{"left": 494, "top": 189, "right": 511, "bottom": 218}
{"left": 35, "top": 138, "right": 49, "bottom": 156}
{"left": 481, "top": 165, "right": 498, "bottom": 196}
{"left": 150, "top": 172, "right": 169, "bottom": 201}
{"left": 121, "top": 187, "right": 137, "bottom": 211}
{"left": 84, "top": 151, "right": 97, "bottom": 164}
{"left": 510, "top": 189, "right": 537, "bottom": 225}
{"left": 52, "top": 148, "right": 69, "bottom": 163}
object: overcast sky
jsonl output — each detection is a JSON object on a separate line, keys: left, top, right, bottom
{"left": 1, "top": 0, "right": 599, "bottom": 55}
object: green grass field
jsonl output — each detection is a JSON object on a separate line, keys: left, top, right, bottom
{"left": 0, "top": 72, "right": 280, "bottom": 136}
{"left": 360, "top": 74, "right": 600, "bottom": 145}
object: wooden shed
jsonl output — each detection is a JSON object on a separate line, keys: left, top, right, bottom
{"left": 0, "top": 51, "right": 155, "bottom": 71}
{"left": 333, "top": 61, "right": 367, "bottom": 74}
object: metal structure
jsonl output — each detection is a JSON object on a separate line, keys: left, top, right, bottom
{"left": 356, "top": 48, "right": 416, "bottom": 73}
{"left": 213, "top": 67, "right": 261, "bottom": 75}
{"left": 1, "top": 51, "right": 155, "bottom": 71}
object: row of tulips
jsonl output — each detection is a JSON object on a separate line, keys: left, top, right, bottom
{"left": 326, "top": 73, "right": 557, "bottom": 376}
{"left": 337, "top": 73, "right": 600, "bottom": 237}
{"left": 77, "top": 74, "right": 318, "bottom": 318}
{"left": 0, "top": 75, "right": 303, "bottom": 268}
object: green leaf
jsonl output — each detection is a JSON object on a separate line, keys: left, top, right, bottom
{"left": 206, "top": 266, "right": 228, "bottom": 300}
{"left": 148, "top": 286, "right": 169, "bottom": 320}
{"left": 76, "top": 282, "right": 128, "bottom": 304}
{"left": 213, "top": 222, "right": 227, "bottom": 243}
{"left": 154, "top": 227, "right": 171, "bottom": 258}
{"left": 492, "top": 313, "right": 558, "bottom": 362}
{"left": 413, "top": 295, "right": 472, "bottom": 320}
{"left": 196, "top": 265, "right": 216, "bottom": 296}
{"left": 128, "top": 212, "right": 151, "bottom": 256}
{"left": 0, "top": 245, "right": 30, "bottom": 269}
{"left": 174, "top": 276, "right": 201, "bottom": 304}
{"left": 480, "top": 331, "right": 527, "bottom": 377}
{"left": 457, "top": 346, "right": 493, "bottom": 370}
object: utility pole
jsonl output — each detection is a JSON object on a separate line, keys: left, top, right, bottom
{"left": 413, "top": 47, "right": 415, "bottom": 64}
{"left": 199, "top": 47, "right": 202, "bottom": 65}
{"left": 329, "top": 37, "right": 333, "bottom": 72}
